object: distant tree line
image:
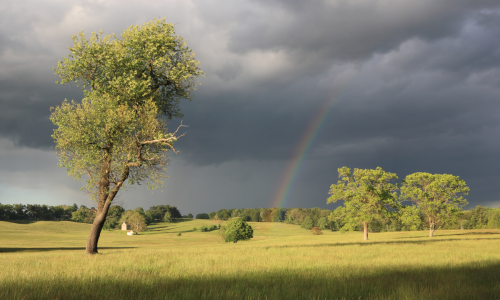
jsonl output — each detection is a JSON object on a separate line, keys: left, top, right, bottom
{"left": 197, "top": 204, "right": 500, "bottom": 234}
{"left": 0, "top": 203, "right": 78, "bottom": 221}
{"left": 3, "top": 201, "right": 500, "bottom": 234}
{"left": 0, "top": 203, "right": 181, "bottom": 229}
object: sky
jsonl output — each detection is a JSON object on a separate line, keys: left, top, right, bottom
{"left": 1, "top": 0, "right": 499, "bottom": 216}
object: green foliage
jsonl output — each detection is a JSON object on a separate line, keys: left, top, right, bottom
{"left": 103, "top": 205, "right": 125, "bottom": 229}
{"left": 401, "top": 172, "right": 469, "bottom": 236}
{"left": 120, "top": 210, "right": 146, "bottom": 232}
{"left": 71, "top": 206, "right": 95, "bottom": 223}
{"left": 196, "top": 225, "right": 218, "bottom": 232}
{"left": 0, "top": 203, "right": 78, "bottom": 221}
{"left": 102, "top": 218, "right": 118, "bottom": 230}
{"left": 316, "top": 217, "right": 328, "bottom": 230}
{"left": 187, "top": 214, "right": 193, "bottom": 219}
{"left": 163, "top": 211, "right": 172, "bottom": 223}
{"left": 54, "top": 18, "right": 203, "bottom": 120}
{"left": 149, "top": 205, "right": 182, "bottom": 221}
{"left": 51, "top": 95, "right": 175, "bottom": 201}
{"left": 196, "top": 213, "right": 210, "bottom": 219}
{"left": 301, "top": 216, "right": 314, "bottom": 230}
{"left": 224, "top": 219, "right": 253, "bottom": 243}
{"left": 399, "top": 205, "right": 423, "bottom": 231}
{"left": 271, "top": 207, "right": 286, "bottom": 222}
{"left": 487, "top": 208, "right": 500, "bottom": 229}
{"left": 216, "top": 209, "right": 231, "bottom": 221}
{"left": 327, "top": 167, "right": 399, "bottom": 239}
{"left": 208, "top": 212, "right": 216, "bottom": 219}
{"left": 177, "top": 232, "right": 181, "bottom": 236}
{"left": 51, "top": 19, "right": 199, "bottom": 253}
{"left": 462, "top": 206, "right": 492, "bottom": 229}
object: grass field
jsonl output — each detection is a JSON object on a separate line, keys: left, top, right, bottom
{"left": 1, "top": 219, "right": 500, "bottom": 299}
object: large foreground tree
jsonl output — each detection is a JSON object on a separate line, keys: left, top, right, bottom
{"left": 401, "top": 172, "right": 469, "bottom": 237}
{"left": 51, "top": 19, "right": 203, "bottom": 254}
{"left": 327, "top": 167, "right": 399, "bottom": 240}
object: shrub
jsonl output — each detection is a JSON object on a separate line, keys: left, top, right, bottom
{"left": 195, "top": 225, "right": 218, "bottom": 232}
{"left": 224, "top": 219, "right": 253, "bottom": 243}
{"left": 177, "top": 232, "right": 181, "bottom": 236}
{"left": 311, "top": 227, "right": 323, "bottom": 235}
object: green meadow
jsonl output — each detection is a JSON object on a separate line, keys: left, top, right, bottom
{"left": 1, "top": 220, "right": 500, "bottom": 300}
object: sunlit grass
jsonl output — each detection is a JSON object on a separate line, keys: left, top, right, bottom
{"left": 1, "top": 220, "right": 500, "bottom": 299}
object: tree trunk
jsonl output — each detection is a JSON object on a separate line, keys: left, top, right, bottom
{"left": 86, "top": 201, "right": 112, "bottom": 254}
{"left": 85, "top": 158, "right": 130, "bottom": 254}
{"left": 429, "top": 218, "right": 435, "bottom": 237}
{"left": 363, "top": 222, "right": 368, "bottom": 240}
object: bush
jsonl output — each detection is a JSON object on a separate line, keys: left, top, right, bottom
{"left": 196, "top": 225, "right": 218, "bottom": 232}
{"left": 311, "top": 227, "right": 323, "bottom": 235}
{"left": 177, "top": 232, "right": 181, "bottom": 236}
{"left": 224, "top": 219, "right": 253, "bottom": 243}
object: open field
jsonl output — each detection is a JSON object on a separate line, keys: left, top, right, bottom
{"left": 1, "top": 220, "right": 500, "bottom": 299}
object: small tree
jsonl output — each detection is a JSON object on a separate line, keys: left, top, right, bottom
{"left": 163, "top": 211, "right": 172, "bottom": 223}
{"left": 401, "top": 172, "right": 469, "bottom": 237}
{"left": 187, "top": 213, "right": 193, "bottom": 219}
{"left": 224, "top": 219, "right": 253, "bottom": 243}
{"left": 120, "top": 211, "right": 146, "bottom": 233}
{"left": 327, "top": 167, "right": 399, "bottom": 240}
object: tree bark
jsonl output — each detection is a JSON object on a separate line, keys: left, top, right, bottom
{"left": 85, "top": 159, "right": 131, "bottom": 254}
{"left": 364, "top": 222, "right": 368, "bottom": 240}
{"left": 85, "top": 200, "right": 112, "bottom": 254}
{"left": 429, "top": 218, "right": 435, "bottom": 237}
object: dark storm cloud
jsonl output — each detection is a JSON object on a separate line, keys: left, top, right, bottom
{"left": 1, "top": 0, "right": 500, "bottom": 210}
{"left": 228, "top": 0, "right": 500, "bottom": 61}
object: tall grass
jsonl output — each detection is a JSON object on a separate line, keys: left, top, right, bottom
{"left": 1, "top": 220, "right": 500, "bottom": 299}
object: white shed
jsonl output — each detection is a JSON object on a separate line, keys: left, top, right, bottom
{"left": 121, "top": 222, "right": 131, "bottom": 230}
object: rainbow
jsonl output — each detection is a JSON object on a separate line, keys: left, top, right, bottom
{"left": 269, "top": 77, "right": 355, "bottom": 208}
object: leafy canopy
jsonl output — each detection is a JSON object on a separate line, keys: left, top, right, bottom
{"left": 50, "top": 94, "right": 177, "bottom": 200}
{"left": 224, "top": 219, "right": 253, "bottom": 243}
{"left": 54, "top": 18, "right": 204, "bottom": 119}
{"left": 400, "top": 172, "right": 469, "bottom": 233}
{"left": 327, "top": 167, "right": 399, "bottom": 233}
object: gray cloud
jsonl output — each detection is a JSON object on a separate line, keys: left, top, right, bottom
{"left": 0, "top": 0, "right": 499, "bottom": 211}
